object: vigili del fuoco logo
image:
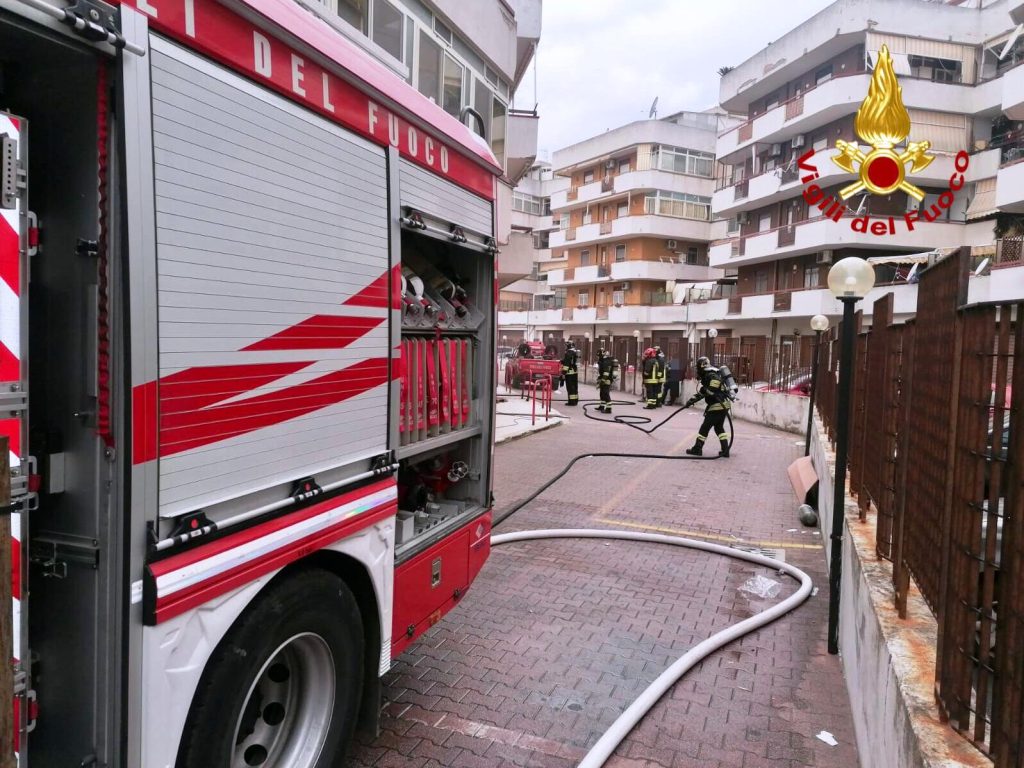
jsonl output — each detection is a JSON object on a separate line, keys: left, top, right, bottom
{"left": 797, "top": 44, "right": 969, "bottom": 237}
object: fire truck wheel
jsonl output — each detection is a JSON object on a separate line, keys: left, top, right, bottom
{"left": 176, "top": 569, "right": 364, "bottom": 768}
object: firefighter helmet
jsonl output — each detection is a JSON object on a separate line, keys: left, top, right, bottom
{"left": 643, "top": 347, "right": 656, "bottom": 359}
{"left": 597, "top": 348, "right": 609, "bottom": 359}
{"left": 696, "top": 356, "right": 711, "bottom": 373}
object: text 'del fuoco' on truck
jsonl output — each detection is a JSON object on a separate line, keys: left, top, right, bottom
{"left": 0, "top": 0, "right": 504, "bottom": 763}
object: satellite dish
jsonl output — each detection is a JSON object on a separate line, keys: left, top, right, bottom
{"left": 974, "top": 258, "right": 990, "bottom": 277}
{"left": 648, "top": 97, "right": 659, "bottom": 119}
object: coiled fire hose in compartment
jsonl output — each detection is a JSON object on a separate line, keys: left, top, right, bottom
{"left": 489, "top": 529, "right": 813, "bottom": 768}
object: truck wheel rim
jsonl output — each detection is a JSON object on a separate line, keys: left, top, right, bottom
{"left": 232, "top": 632, "right": 336, "bottom": 768}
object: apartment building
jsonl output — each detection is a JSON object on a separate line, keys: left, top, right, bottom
{"left": 695, "top": 0, "right": 1024, "bottom": 372}
{"left": 318, "top": 0, "right": 543, "bottom": 282}
{"left": 499, "top": 111, "right": 734, "bottom": 367}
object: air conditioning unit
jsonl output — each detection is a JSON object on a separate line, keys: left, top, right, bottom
{"left": 791, "top": 134, "right": 806, "bottom": 149}
{"left": 620, "top": 282, "right": 631, "bottom": 290}
{"left": 736, "top": 211, "right": 750, "bottom": 225}
{"left": 816, "top": 250, "right": 834, "bottom": 264}
{"left": 770, "top": 143, "right": 783, "bottom": 156}
{"left": 666, "top": 239, "right": 678, "bottom": 250}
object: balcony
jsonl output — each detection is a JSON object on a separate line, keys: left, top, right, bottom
{"left": 777, "top": 225, "right": 796, "bottom": 248}
{"left": 716, "top": 75, "right": 983, "bottom": 164}
{"left": 550, "top": 169, "right": 714, "bottom": 210}
{"left": 600, "top": 221, "right": 613, "bottom": 235}
{"left": 709, "top": 217, "right": 995, "bottom": 268}
{"left": 727, "top": 296, "right": 742, "bottom": 315}
{"left": 506, "top": 110, "right": 539, "bottom": 185}
{"left": 997, "top": 156, "right": 1024, "bottom": 214}
{"left": 713, "top": 149, "right": 1000, "bottom": 219}
{"left": 734, "top": 179, "right": 749, "bottom": 201}
{"left": 549, "top": 214, "right": 711, "bottom": 249}
{"left": 1004, "top": 56, "right": 1024, "bottom": 121}
{"left": 610, "top": 260, "right": 718, "bottom": 283}
{"left": 497, "top": 230, "right": 535, "bottom": 286}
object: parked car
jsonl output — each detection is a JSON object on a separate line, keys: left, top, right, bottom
{"left": 504, "top": 341, "right": 563, "bottom": 389}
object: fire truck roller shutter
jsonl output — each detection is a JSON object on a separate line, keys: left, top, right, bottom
{"left": 176, "top": 568, "right": 364, "bottom": 768}
{"left": 398, "top": 158, "right": 493, "bottom": 237}
{"left": 148, "top": 37, "right": 391, "bottom": 518}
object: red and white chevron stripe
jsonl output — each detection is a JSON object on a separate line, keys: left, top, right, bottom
{"left": 0, "top": 112, "right": 23, "bottom": 764}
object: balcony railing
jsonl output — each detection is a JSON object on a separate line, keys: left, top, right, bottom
{"left": 730, "top": 241, "right": 741, "bottom": 257}
{"left": 781, "top": 165, "right": 800, "bottom": 184}
{"left": 498, "top": 300, "right": 531, "bottom": 312}
{"left": 734, "top": 179, "right": 749, "bottom": 200}
{"left": 773, "top": 291, "right": 792, "bottom": 312}
{"left": 778, "top": 225, "right": 796, "bottom": 247}
{"left": 738, "top": 237, "right": 746, "bottom": 257}
{"left": 566, "top": 227, "right": 577, "bottom": 241}
{"left": 596, "top": 306, "right": 609, "bottom": 320}
{"left": 561, "top": 307, "right": 573, "bottom": 321}
{"left": 563, "top": 267, "right": 575, "bottom": 280}
{"left": 738, "top": 122, "right": 753, "bottom": 142}
{"left": 600, "top": 221, "right": 613, "bottom": 235}
{"left": 727, "top": 296, "right": 742, "bottom": 315}
{"left": 601, "top": 177, "right": 614, "bottom": 192}
{"left": 597, "top": 265, "right": 610, "bottom": 278}
{"left": 994, "top": 236, "right": 1024, "bottom": 268}
{"left": 567, "top": 188, "right": 579, "bottom": 201}
{"left": 1001, "top": 145, "right": 1024, "bottom": 167}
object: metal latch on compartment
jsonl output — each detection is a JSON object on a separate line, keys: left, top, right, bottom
{"left": 30, "top": 533, "right": 100, "bottom": 578}
{"left": 13, "top": 668, "right": 38, "bottom": 736}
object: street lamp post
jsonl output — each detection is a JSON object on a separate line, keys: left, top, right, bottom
{"left": 825, "top": 257, "right": 875, "bottom": 655}
{"left": 805, "top": 314, "right": 830, "bottom": 458}
{"left": 633, "top": 329, "right": 641, "bottom": 396}
{"left": 706, "top": 327, "right": 718, "bottom": 364}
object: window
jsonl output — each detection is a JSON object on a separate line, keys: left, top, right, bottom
{"left": 617, "top": 202, "right": 628, "bottom": 217}
{"left": 612, "top": 290, "right": 625, "bottom": 305}
{"left": 804, "top": 265, "right": 820, "bottom": 288}
{"left": 619, "top": 159, "right": 631, "bottom": 174}
{"left": 371, "top": 0, "right": 403, "bottom": 61}
{"left": 404, "top": 17, "right": 414, "bottom": 80}
{"left": 815, "top": 65, "right": 833, "bottom": 85}
{"left": 642, "top": 191, "right": 712, "bottom": 221}
{"left": 583, "top": 169, "right": 595, "bottom": 184}
{"left": 726, "top": 217, "right": 739, "bottom": 234}
{"left": 686, "top": 246, "right": 700, "bottom": 265}
{"left": 908, "top": 55, "right": 962, "bottom": 84}
{"left": 583, "top": 210, "right": 593, "bottom": 225}
{"left": 758, "top": 213, "right": 772, "bottom": 232}
{"left": 491, "top": 98, "right": 506, "bottom": 166}
{"left": 337, "top": 0, "right": 367, "bottom": 33}
{"left": 577, "top": 291, "right": 590, "bottom": 307}
{"left": 812, "top": 135, "right": 828, "bottom": 152}
{"left": 512, "top": 191, "right": 543, "bottom": 215}
{"left": 417, "top": 30, "right": 442, "bottom": 103}
{"left": 532, "top": 231, "right": 550, "bottom": 249}
{"left": 433, "top": 17, "right": 453, "bottom": 45}
{"left": 485, "top": 65, "right": 498, "bottom": 86}
{"left": 542, "top": 197, "right": 551, "bottom": 215}
{"left": 754, "top": 270, "right": 769, "bottom": 293}
{"left": 442, "top": 54, "right": 463, "bottom": 117}
{"left": 652, "top": 145, "right": 714, "bottom": 177}
{"left": 580, "top": 249, "right": 591, "bottom": 266}
{"left": 473, "top": 77, "right": 492, "bottom": 140}
{"left": 614, "top": 244, "right": 626, "bottom": 262}
{"left": 558, "top": 216, "right": 569, "bottom": 231}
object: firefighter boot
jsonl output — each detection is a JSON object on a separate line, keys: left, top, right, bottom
{"left": 719, "top": 445, "right": 730, "bottom": 458}
{"left": 685, "top": 439, "right": 703, "bottom": 456}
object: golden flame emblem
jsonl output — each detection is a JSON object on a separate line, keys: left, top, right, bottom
{"left": 832, "top": 45, "right": 933, "bottom": 201}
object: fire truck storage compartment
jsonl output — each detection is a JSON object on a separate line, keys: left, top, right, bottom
{"left": 0, "top": 21, "right": 121, "bottom": 766}
{"left": 148, "top": 36, "right": 391, "bottom": 530}
{"left": 395, "top": 227, "right": 493, "bottom": 560}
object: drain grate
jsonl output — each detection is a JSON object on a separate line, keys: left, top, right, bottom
{"left": 730, "top": 545, "right": 786, "bottom": 563}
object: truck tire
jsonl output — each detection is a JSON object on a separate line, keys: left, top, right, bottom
{"left": 176, "top": 569, "right": 364, "bottom": 768}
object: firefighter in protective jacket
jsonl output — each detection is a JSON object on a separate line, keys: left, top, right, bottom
{"left": 684, "top": 356, "right": 732, "bottom": 457}
{"left": 597, "top": 349, "right": 615, "bottom": 413}
{"left": 562, "top": 341, "right": 580, "bottom": 406}
{"left": 642, "top": 348, "right": 660, "bottom": 409}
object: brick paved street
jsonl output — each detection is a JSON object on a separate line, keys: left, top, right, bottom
{"left": 350, "top": 383, "right": 859, "bottom": 767}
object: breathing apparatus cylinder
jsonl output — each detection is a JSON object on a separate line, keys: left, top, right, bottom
{"left": 717, "top": 364, "right": 740, "bottom": 401}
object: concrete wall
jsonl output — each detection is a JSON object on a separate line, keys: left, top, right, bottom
{"left": 809, "top": 419, "right": 991, "bottom": 768}
{"left": 681, "top": 381, "right": 809, "bottom": 434}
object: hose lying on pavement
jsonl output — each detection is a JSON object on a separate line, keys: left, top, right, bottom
{"left": 491, "top": 451, "right": 813, "bottom": 768}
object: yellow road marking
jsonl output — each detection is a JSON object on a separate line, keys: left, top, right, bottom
{"left": 593, "top": 433, "right": 692, "bottom": 518}
{"left": 594, "top": 517, "right": 822, "bottom": 550}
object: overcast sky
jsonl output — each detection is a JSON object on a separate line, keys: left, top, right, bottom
{"left": 515, "top": 0, "right": 838, "bottom": 156}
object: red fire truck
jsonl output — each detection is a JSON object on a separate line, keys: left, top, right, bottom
{"left": 0, "top": 0, "right": 501, "bottom": 763}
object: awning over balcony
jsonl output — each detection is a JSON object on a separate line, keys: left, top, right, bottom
{"left": 967, "top": 177, "right": 998, "bottom": 220}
